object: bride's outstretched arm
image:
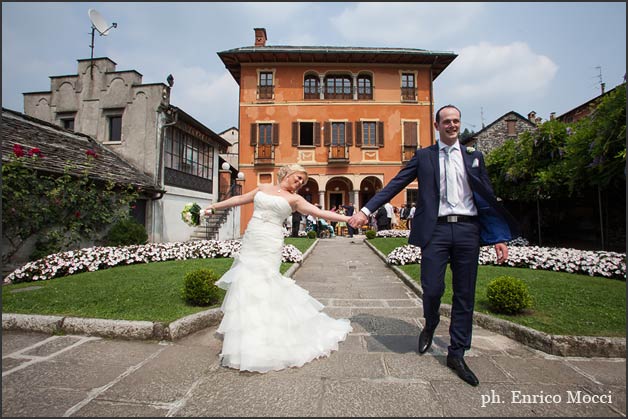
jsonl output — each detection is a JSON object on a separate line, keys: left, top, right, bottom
{"left": 295, "top": 196, "right": 350, "bottom": 223}
{"left": 203, "top": 188, "right": 259, "bottom": 215}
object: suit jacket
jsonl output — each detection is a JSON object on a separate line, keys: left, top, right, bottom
{"left": 364, "top": 144, "right": 519, "bottom": 247}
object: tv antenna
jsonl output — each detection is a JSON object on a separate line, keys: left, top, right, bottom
{"left": 594, "top": 66, "right": 605, "bottom": 95}
{"left": 88, "top": 8, "right": 117, "bottom": 79}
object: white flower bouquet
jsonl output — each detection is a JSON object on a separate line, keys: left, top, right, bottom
{"left": 181, "top": 202, "right": 202, "bottom": 227}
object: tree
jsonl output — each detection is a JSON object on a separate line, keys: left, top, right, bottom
{"left": 486, "top": 83, "right": 626, "bottom": 248}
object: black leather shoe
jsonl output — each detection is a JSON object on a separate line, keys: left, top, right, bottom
{"left": 417, "top": 329, "right": 434, "bottom": 354}
{"left": 446, "top": 356, "right": 479, "bottom": 386}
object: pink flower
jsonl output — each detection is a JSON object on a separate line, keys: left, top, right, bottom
{"left": 86, "top": 149, "right": 98, "bottom": 158}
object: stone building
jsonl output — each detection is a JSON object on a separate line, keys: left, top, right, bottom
{"left": 464, "top": 111, "right": 537, "bottom": 155}
{"left": 1, "top": 107, "right": 163, "bottom": 266}
{"left": 22, "top": 57, "right": 235, "bottom": 242}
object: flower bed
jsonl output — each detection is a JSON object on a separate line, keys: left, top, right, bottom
{"left": 4, "top": 240, "right": 303, "bottom": 284}
{"left": 386, "top": 244, "right": 626, "bottom": 280}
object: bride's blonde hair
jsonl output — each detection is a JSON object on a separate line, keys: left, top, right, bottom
{"left": 277, "top": 164, "right": 308, "bottom": 183}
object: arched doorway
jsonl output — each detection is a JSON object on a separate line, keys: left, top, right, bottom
{"left": 326, "top": 177, "right": 353, "bottom": 210}
{"left": 359, "top": 176, "right": 383, "bottom": 208}
{"left": 298, "top": 179, "right": 319, "bottom": 205}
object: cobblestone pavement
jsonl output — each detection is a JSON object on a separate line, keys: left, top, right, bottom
{"left": 2, "top": 237, "right": 626, "bottom": 417}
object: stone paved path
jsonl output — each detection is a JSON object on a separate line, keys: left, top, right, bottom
{"left": 2, "top": 237, "right": 625, "bottom": 417}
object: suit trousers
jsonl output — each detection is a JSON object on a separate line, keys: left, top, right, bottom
{"left": 420, "top": 220, "right": 480, "bottom": 359}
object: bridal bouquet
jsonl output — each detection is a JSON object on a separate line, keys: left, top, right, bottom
{"left": 181, "top": 202, "right": 202, "bottom": 227}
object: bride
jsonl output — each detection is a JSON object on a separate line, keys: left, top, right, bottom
{"left": 203, "top": 164, "right": 352, "bottom": 373}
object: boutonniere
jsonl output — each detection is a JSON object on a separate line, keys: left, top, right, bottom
{"left": 466, "top": 146, "right": 476, "bottom": 154}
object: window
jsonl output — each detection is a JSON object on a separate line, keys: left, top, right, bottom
{"left": 401, "top": 73, "right": 416, "bottom": 101}
{"left": 164, "top": 127, "right": 214, "bottom": 180}
{"left": 258, "top": 123, "right": 273, "bottom": 145}
{"left": 507, "top": 120, "right": 516, "bottom": 136}
{"left": 331, "top": 122, "right": 346, "bottom": 146}
{"left": 403, "top": 121, "right": 418, "bottom": 161}
{"left": 304, "top": 75, "right": 319, "bottom": 100}
{"left": 258, "top": 71, "right": 274, "bottom": 99}
{"left": 325, "top": 75, "right": 352, "bottom": 100}
{"left": 362, "top": 122, "right": 377, "bottom": 147}
{"left": 299, "top": 122, "right": 314, "bottom": 146}
{"left": 108, "top": 115, "right": 122, "bottom": 142}
{"left": 62, "top": 118, "right": 75, "bottom": 131}
{"left": 357, "top": 74, "right": 373, "bottom": 100}
{"left": 355, "top": 121, "right": 383, "bottom": 148}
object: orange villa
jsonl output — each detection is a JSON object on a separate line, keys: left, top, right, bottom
{"left": 218, "top": 28, "right": 456, "bottom": 234}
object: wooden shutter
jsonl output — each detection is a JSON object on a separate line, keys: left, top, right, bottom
{"left": 324, "top": 122, "right": 331, "bottom": 146}
{"left": 250, "top": 123, "right": 257, "bottom": 146}
{"left": 355, "top": 121, "right": 362, "bottom": 147}
{"left": 403, "top": 121, "right": 417, "bottom": 146}
{"left": 272, "top": 123, "right": 279, "bottom": 146}
{"left": 346, "top": 122, "right": 353, "bottom": 146}
{"left": 292, "top": 122, "right": 299, "bottom": 147}
{"left": 314, "top": 122, "right": 321, "bottom": 146}
{"left": 378, "top": 121, "right": 384, "bottom": 147}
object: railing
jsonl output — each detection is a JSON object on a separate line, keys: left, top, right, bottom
{"left": 255, "top": 144, "right": 274, "bottom": 164}
{"left": 219, "top": 182, "right": 242, "bottom": 202}
{"left": 204, "top": 183, "right": 243, "bottom": 240}
{"left": 328, "top": 145, "right": 349, "bottom": 163}
{"left": 401, "top": 87, "right": 417, "bottom": 101}
{"left": 257, "top": 85, "right": 274, "bottom": 100}
{"left": 402, "top": 146, "right": 417, "bottom": 162}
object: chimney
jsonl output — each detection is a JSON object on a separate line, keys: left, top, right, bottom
{"left": 601, "top": 82, "right": 606, "bottom": 95}
{"left": 254, "top": 28, "right": 267, "bottom": 47}
{"left": 527, "top": 111, "right": 536, "bottom": 122}
{"left": 549, "top": 112, "right": 556, "bottom": 121}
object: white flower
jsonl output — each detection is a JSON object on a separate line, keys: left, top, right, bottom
{"left": 466, "top": 146, "right": 476, "bottom": 153}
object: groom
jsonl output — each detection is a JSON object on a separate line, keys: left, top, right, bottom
{"left": 349, "top": 104, "right": 519, "bottom": 386}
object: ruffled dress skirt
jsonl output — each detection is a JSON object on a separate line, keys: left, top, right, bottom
{"left": 215, "top": 194, "right": 352, "bottom": 373}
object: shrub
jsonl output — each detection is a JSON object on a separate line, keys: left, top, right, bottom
{"left": 365, "top": 230, "right": 377, "bottom": 240}
{"left": 181, "top": 269, "right": 225, "bottom": 306}
{"left": 30, "top": 231, "right": 63, "bottom": 261}
{"left": 486, "top": 276, "right": 533, "bottom": 315}
{"left": 104, "top": 219, "right": 148, "bottom": 246}
{"left": 307, "top": 230, "right": 317, "bottom": 239}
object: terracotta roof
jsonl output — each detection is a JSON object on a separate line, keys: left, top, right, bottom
{"left": 1, "top": 108, "right": 163, "bottom": 194}
{"left": 218, "top": 45, "right": 457, "bottom": 84}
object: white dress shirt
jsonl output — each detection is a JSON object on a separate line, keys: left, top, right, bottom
{"left": 438, "top": 140, "right": 477, "bottom": 217}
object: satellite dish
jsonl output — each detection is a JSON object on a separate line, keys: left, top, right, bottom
{"left": 87, "top": 9, "right": 117, "bottom": 79}
{"left": 88, "top": 8, "right": 116, "bottom": 36}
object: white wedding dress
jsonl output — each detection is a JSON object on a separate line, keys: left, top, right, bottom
{"left": 215, "top": 191, "right": 352, "bottom": 373}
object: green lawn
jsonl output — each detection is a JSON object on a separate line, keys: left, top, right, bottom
{"left": 368, "top": 238, "right": 626, "bottom": 337}
{"left": 2, "top": 238, "right": 316, "bottom": 324}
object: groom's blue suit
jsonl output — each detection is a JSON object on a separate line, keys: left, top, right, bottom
{"left": 363, "top": 143, "right": 519, "bottom": 358}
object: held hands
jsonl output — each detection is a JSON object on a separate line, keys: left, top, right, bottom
{"left": 348, "top": 211, "right": 369, "bottom": 229}
{"left": 494, "top": 242, "right": 508, "bottom": 264}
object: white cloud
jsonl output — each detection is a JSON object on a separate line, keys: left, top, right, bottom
{"left": 447, "top": 42, "right": 558, "bottom": 99}
{"left": 434, "top": 41, "right": 558, "bottom": 129}
{"left": 330, "top": 2, "right": 484, "bottom": 46}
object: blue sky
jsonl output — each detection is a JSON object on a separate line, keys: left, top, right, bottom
{"left": 2, "top": 2, "right": 626, "bottom": 135}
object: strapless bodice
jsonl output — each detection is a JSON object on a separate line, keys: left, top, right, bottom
{"left": 250, "top": 191, "right": 293, "bottom": 226}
